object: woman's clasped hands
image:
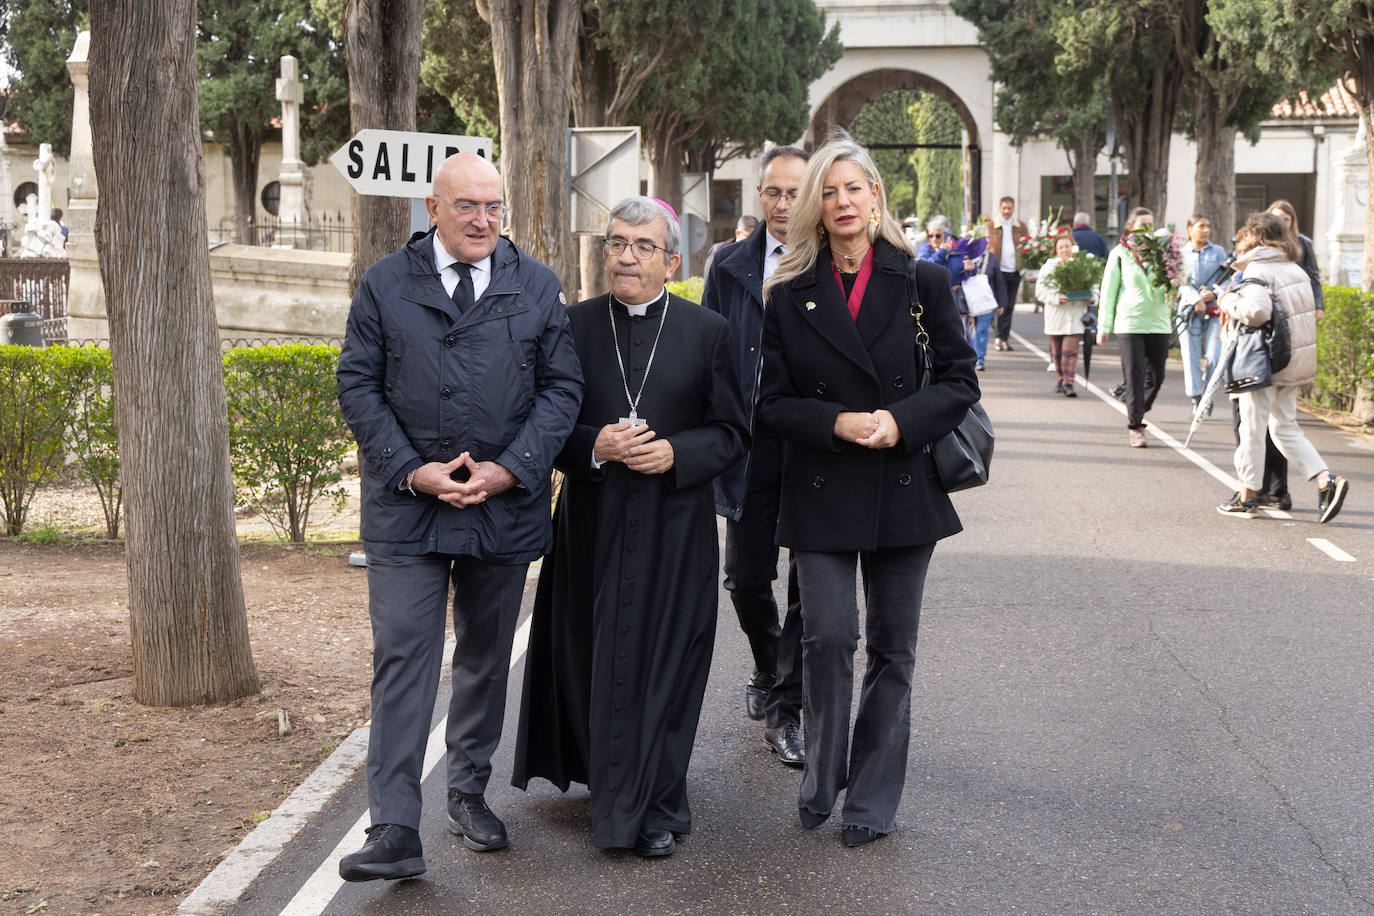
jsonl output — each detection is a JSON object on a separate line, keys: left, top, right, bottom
{"left": 834, "top": 410, "right": 902, "bottom": 449}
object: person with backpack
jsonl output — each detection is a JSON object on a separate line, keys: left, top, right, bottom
{"left": 1214, "top": 212, "right": 1348, "bottom": 522}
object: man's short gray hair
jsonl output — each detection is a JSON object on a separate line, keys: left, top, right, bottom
{"left": 1074, "top": 211, "right": 1093, "bottom": 226}
{"left": 926, "top": 215, "right": 953, "bottom": 234}
{"left": 759, "top": 145, "right": 809, "bottom": 186}
{"left": 606, "top": 196, "right": 681, "bottom": 259}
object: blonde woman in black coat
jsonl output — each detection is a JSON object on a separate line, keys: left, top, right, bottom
{"left": 758, "top": 130, "right": 980, "bottom": 847}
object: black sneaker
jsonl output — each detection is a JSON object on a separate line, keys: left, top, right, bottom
{"left": 1055, "top": 382, "right": 1065, "bottom": 395}
{"left": 447, "top": 791, "right": 509, "bottom": 851}
{"left": 338, "top": 823, "right": 426, "bottom": 882}
{"left": 1216, "top": 493, "right": 1258, "bottom": 519}
{"left": 1255, "top": 492, "right": 1292, "bottom": 511}
{"left": 1318, "top": 475, "right": 1349, "bottom": 524}
{"left": 1063, "top": 385, "right": 1078, "bottom": 398}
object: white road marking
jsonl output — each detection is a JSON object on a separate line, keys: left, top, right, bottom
{"left": 1009, "top": 330, "right": 1356, "bottom": 563}
{"left": 280, "top": 611, "right": 533, "bottom": 915}
{"left": 1307, "top": 538, "right": 1356, "bottom": 562}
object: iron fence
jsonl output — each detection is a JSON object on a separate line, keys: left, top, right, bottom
{"left": 0, "top": 256, "right": 71, "bottom": 343}
{"left": 209, "top": 211, "right": 353, "bottom": 253}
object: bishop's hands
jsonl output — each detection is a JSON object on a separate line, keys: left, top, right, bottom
{"left": 412, "top": 452, "right": 517, "bottom": 507}
{"left": 594, "top": 422, "right": 675, "bottom": 475}
{"left": 835, "top": 409, "right": 902, "bottom": 449}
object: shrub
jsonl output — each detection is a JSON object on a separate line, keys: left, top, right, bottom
{"left": 62, "top": 345, "right": 122, "bottom": 539}
{"left": 667, "top": 277, "right": 704, "bottom": 304}
{"left": 1311, "top": 285, "right": 1374, "bottom": 412}
{"left": 223, "top": 344, "right": 354, "bottom": 543}
{"left": 0, "top": 346, "right": 92, "bottom": 536}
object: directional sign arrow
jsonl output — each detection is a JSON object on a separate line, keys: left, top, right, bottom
{"left": 329, "top": 130, "right": 493, "bottom": 198}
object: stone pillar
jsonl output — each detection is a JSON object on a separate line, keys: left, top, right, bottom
{"left": 65, "top": 30, "right": 109, "bottom": 339}
{"left": 273, "top": 55, "right": 309, "bottom": 249}
{"left": 1325, "top": 121, "right": 1367, "bottom": 289}
{"left": 0, "top": 128, "right": 14, "bottom": 235}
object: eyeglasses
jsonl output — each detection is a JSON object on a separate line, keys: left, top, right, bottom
{"left": 928, "top": 232, "right": 946, "bottom": 241}
{"left": 435, "top": 194, "right": 508, "bottom": 220}
{"left": 603, "top": 237, "right": 671, "bottom": 260}
{"left": 760, "top": 188, "right": 799, "bottom": 202}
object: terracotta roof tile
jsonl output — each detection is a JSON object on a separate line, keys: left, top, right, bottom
{"left": 1271, "top": 79, "right": 1359, "bottom": 120}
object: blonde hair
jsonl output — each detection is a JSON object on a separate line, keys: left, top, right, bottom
{"left": 763, "top": 129, "right": 913, "bottom": 302}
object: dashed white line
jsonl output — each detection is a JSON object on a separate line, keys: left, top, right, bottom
{"left": 1009, "top": 329, "right": 1357, "bottom": 563}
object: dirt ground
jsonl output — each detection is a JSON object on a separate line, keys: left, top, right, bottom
{"left": 0, "top": 478, "right": 374, "bottom": 915}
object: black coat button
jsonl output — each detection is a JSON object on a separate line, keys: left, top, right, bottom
{"left": 811, "top": 476, "right": 825, "bottom": 488}
{"left": 439, "top": 438, "right": 453, "bottom": 450}
{"left": 443, "top": 335, "right": 456, "bottom": 348}
{"left": 816, "top": 381, "right": 828, "bottom": 395}
{"left": 441, "top": 386, "right": 453, "bottom": 398}
{"left": 893, "top": 375, "right": 904, "bottom": 388}
{"left": 898, "top": 473, "right": 912, "bottom": 486}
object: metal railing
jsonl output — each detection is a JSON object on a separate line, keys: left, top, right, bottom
{"left": 209, "top": 211, "right": 353, "bottom": 253}
{"left": 0, "top": 256, "right": 71, "bottom": 343}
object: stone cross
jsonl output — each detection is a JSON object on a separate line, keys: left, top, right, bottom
{"left": 33, "top": 143, "right": 56, "bottom": 223}
{"left": 274, "top": 55, "right": 308, "bottom": 248}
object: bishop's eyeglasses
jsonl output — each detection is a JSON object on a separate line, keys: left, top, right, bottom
{"left": 603, "top": 237, "right": 671, "bottom": 260}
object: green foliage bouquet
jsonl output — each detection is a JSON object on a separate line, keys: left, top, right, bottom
{"left": 1043, "top": 249, "right": 1105, "bottom": 297}
{"left": 1124, "top": 227, "right": 1185, "bottom": 291}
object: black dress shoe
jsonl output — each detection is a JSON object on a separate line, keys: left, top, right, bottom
{"left": 763, "top": 721, "right": 805, "bottom": 768}
{"left": 633, "top": 828, "right": 676, "bottom": 857}
{"left": 338, "top": 823, "right": 426, "bottom": 882}
{"left": 744, "top": 671, "right": 772, "bottom": 721}
{"left": 841, "top": 825, "right": 887, "bottom": 847}
{"left": 446, "top": 791, "right": 509, "bottom": 851}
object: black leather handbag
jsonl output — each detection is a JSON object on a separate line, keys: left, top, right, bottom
{"left": 906, "top": 259, "right": 994, "bottom": 492}
{"left": 1223, "top": 277, "right": 1292, "bottom": 393}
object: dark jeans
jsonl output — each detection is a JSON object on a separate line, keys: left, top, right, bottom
{"left": 793, "top": 543, "right": 935, "bottom": 834}
{"left": 365, "top": 554, "right": 528, "bottom": 830}
{"left": 1118, "top": 332, "right": 1169, "bottom": 429}
{"left": 997, "top": 270, "right": 1021, "bottom": 340}
{"left": 723, "top": 429, "right": 803, "bottom": 728}
{"left": 1230, "top": 396, "right": 1289, "bottom": 497}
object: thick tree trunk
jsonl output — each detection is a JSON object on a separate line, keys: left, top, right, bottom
{"left": 647, "top": 125, "right": 684, "bottom": 219}
{"left": 1114, "top": 61, "right": 1182, "bottom": 220}
{"left": 482, "top": 0, "right": 581, "bottom": 295}
{"left": 574, "top": 37, "right": 610, "bottom": 301}
{"left": 1359, "top": 94, "right": 1374, "bottom": 292}
{"left": 1069, "top": 126, "right": 1101, "bottom": 221}
{"left": 228, "top": 121, "right": 263, "bottom": 245}
{"left": 345, "top": 0, "right": 424, "bottom": 295}
{"left": 89, "top": 0, "right": 260, "bottom": 706}
{"left": 1193, "top": 79, "right": 1237, "bottom": 247}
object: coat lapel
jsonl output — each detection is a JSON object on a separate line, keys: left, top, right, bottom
{"left": 792, "top": 258, "right": 877, "bottom": 380}
{"left": 855, "top": 251, "right": 911, "bottom": 351}
{"left": 720, "top": 224, "right": 767, "bottom": 309}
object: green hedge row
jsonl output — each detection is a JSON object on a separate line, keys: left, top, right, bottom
{"left": 1311, "top": 285, "right": 1374, "bottom": 414}
{"left": 0, "top": 343, "right": 353, "bottom": 542}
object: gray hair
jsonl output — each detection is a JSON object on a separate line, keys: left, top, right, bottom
{"left": 1073, "top": 211, "right": 1092, "bottom": 226}
{"left": 759, "top": 145, "right": 809, "bottom": 186}
{"left": 738, "top": 214, "right": 759, "bottom": 233}
{"left": 605, "top": 196, "right": 681, "bottom": 259}
{"left": 926, "top": 215, "right": 953, "bottom": 234}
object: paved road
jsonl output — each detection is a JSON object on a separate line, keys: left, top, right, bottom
{"left": 222, "top": 314, "right": 1374, "bottom": 915}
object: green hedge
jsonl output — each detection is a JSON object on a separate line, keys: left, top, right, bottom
{"left": 0, "top": 343, "right": 355, "bottom": 542}
{"left": 1312, "top": 285, "right": 1374, "bottom": 412}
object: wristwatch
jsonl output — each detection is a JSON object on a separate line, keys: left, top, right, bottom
{"left": 402, "top": 469, "right": 417, "bottom": 496}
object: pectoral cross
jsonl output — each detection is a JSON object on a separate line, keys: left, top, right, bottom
{"left": 619, "top": 411, "right": 647, "bottom": 427}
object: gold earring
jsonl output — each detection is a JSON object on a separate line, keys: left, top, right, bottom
{"left": 870, "top": 210, "right": 881, "bottom": 226}
{"left": 816, "top": 224, "right": 826, "bottom": 238}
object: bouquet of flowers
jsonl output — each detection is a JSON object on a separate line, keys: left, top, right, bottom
{"left": 1042, "top": 249, "right": 1104, "bottom": 298}
{"left": 960, "top": 216, "right": 990, "bottom": 240}
{"left": 1016, "top": 207, "right": 1068, "bottom": 271}
{"left": 1123, "top": 227, "right": 1185, "bottom": 290}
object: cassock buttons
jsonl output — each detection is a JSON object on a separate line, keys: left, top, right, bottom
{"left": 440, "top": 438, "right": 453, "bottom": 451}
{"left": 816, "top": 382, "right": 828, "bottom": 395}
{"left": 898, "top": 473, "right": 912, "bottom": 486}
{"left": 811, "top": 476, "right": 824, "bottom": 488}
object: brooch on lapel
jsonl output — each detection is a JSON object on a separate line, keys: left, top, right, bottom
{"left": 805, "top": 301, "right": 817, "bottom": 311}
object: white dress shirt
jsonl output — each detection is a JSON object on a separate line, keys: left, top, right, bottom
{"left": 763, "top": 229, "right": 787, "bottom": 283}
{"left": 433, "top": 234, "right": 491, "bottom": 301}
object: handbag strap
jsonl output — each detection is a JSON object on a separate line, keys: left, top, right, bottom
{"left": 905, "top": 258, "right": 933, "bottom": 387}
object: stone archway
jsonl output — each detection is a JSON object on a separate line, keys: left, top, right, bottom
{"left": 808, "top": 67, "right": 985, "bottom": 218}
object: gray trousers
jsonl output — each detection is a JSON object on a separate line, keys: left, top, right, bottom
{"left": 365, "top": 553, "right": 528, "bottom": 830}
{"left": 793, "top": 543, "right": 934, "bottom": 833}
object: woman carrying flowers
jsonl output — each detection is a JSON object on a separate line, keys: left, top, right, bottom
{"left": 1036, "top": 233, "right": 1098, "bottom": 398}
{"left": 1096, "top": 207, "right": 1175, "bottom": 447}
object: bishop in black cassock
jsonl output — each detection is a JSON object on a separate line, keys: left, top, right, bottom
{"left": 512, "top": 198, "right": 748, "bottom": 855}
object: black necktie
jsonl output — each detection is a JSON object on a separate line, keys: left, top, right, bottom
{"left": 451, "top": 262, "right": 475, "bottom": 314}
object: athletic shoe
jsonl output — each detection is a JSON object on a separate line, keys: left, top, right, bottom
{"left": 1318, "top": 475, "right": 1349, "bottom": 524}
{"left": 1216, "top": 493, "right": 1259, "bottom": 518}
{"left": 1055, "top": 382, "right": 1065, "bottom": 395}
{"left": 1129, "top": 428, "right": 1147, "bottom": 448}
{"left": 1063, "top": 385, "right": 1077, "bottom": 398}
{"left": 1254, "top": 492, "right": 1292, "bottom": 511}
{"left": 976, "top": 360, "right": 986, "bottom": 371}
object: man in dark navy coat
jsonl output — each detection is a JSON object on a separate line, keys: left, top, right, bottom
{"left": 701, "top": 145, "right": 810, "bottom": 767}
{"left": 513, "top": 197, "right": 748, "bottom": 858}
{"left": 336, "top": 153, "right": 583, "bottom": 880}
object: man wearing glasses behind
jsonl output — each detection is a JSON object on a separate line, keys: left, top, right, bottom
{"left": 701, "top": 146, "right": 811, "bottom": 769}
{"left": 513, "top": 197, "right": 748, "bottom": 857}
{"left": 337, "top": 152, "right": 583, "bottom": 880}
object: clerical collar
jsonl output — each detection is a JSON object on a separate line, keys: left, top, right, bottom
{"left": 611, "top": 287, "right": 667, "bottom": 317}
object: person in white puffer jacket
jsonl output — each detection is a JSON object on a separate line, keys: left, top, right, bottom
{"left": 1215, "top": 212, "right": 1348, "bottom": 523}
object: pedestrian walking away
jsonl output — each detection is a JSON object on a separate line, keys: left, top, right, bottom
{"left": 512, "top": 197, "right": 749, "bottom": 858}
{"left": 759, "top": 129, "right": 980, "bottom": 848}
{"left": 1214, "top": 212, "right": 1348, "bottom": 523}
{"left": 701, "top": 145, "right": 811, "bottom": 767}
{"left": 334, "top": 152, "right": 584, "bottom": 881}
